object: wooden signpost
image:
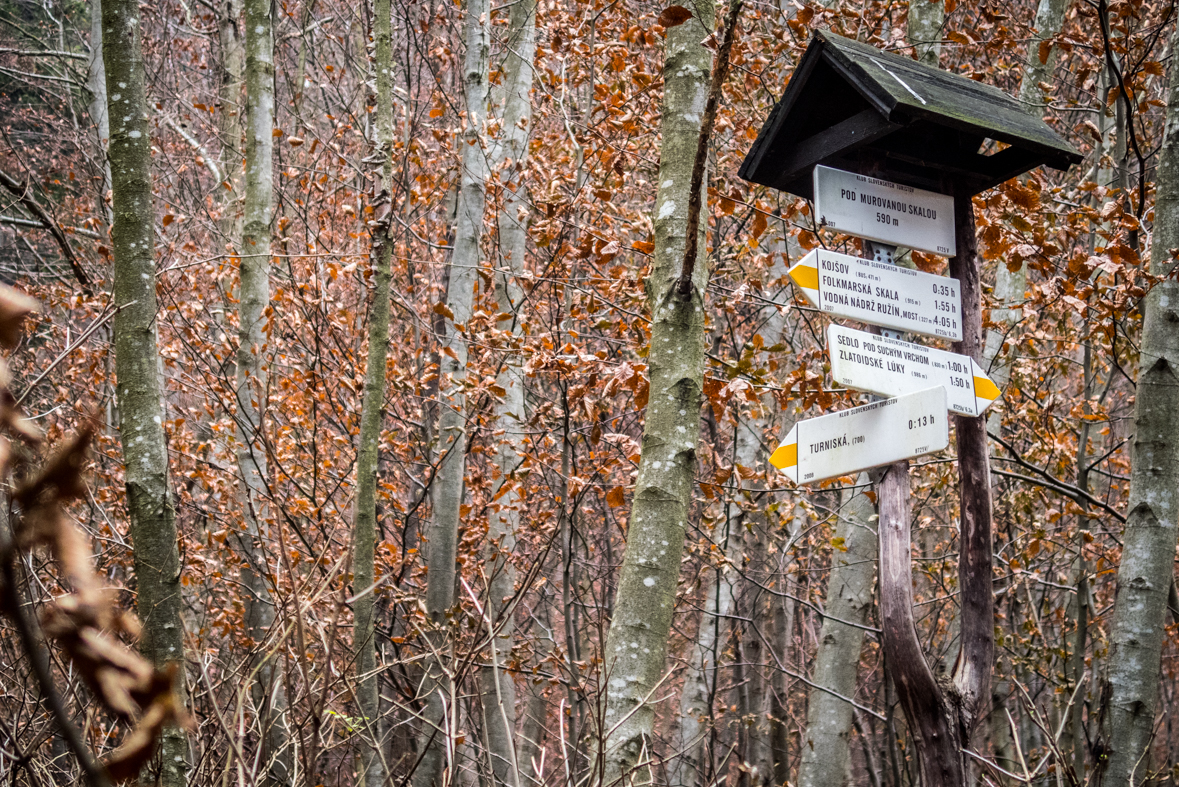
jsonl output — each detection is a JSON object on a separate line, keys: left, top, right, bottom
{"left": 788, "top": 248, "right": 962, "bottom": 340}
{"left": 768, "top": 386, "right": 947, "bottom": 484}
{"left": 813, "top": 165, "right": 956, "bottom": 255}
{"left": 739, "top": 29, "right": 1081, "bottom": 787}
{"left": 828, "top": 324, "right": 1000, "bottom": 417}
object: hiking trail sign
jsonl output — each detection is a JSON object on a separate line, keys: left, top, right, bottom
{"left": 788, "top": 248, "right": 962, "bottom": 341}
{"left": 813, "top": 165, "right": 956, "bottom": 256}
{"left": 769, "top": 386, "right": 949, "bottom": 484}
{"left": 828, "top": 324, "right": 1000, "bottom": 417}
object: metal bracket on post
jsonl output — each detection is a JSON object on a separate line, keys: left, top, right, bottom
{"left": 865, "top": 241, "right": 903, "bottom": 342}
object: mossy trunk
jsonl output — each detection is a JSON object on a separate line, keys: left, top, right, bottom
{"left": 598, "top": 2, "right": 713, "bottom": 782}
{"left": 353, "top": 0, "right": 396, "bottom": 785}
{"left": 100, "top": 0, "right": 189, "bottom": 784}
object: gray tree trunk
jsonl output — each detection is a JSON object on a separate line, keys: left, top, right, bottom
{"left": 235, "top": 0, "right": 289, "bottom": 781}
{"left": 352, "top": 0, "right": 397, "bottom": 784}
{"left": 216, "top": 0, "right": 244, "bottom": 250}
{"left": 480, "top": 2, "right": 537, "bottom": 785}
{"left": 795, "top": 478, "right": 877, "bottom": 787}
{"left": 985, "top": 2, "right": 1071, "bottom": 770}
{"left": 415, "top": 0, "right": 490, "bottom": 781}
{"left": 100, "top": 0, "right": 189, "bottom": 784}
{"left": 907, "top": 0, "right": 944, "bottom": 66}
{"left": 598, "top": 3, "right": 713, "bottom": 781}
{"left": 671, "top": 521, "right": 743, "bottom": 787}
{"left": 1017, "top": 0, "right": 1069, "bottom": 109}
{"left": 86, "top": 0, "right": 112, "bottom": 228}
{"left": 1103, "top": 18, "right": 1179, "bottom": 787}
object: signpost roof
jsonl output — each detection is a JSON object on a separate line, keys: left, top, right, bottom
{"left": 739, "top": 31, "right": 1083, "bottom": 198}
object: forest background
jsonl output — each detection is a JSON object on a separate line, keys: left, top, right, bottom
{"left": 0, "top": 0, "right": 1176, "bottom": 786}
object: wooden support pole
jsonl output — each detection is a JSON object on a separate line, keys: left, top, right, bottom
{"left": 947, "top": 187, "right": 995, "bottom": 731}
{"left": 875, "top": 186, "right": 994, "bottom": 787}
{"left": 877, "top": 460, "right": 963, "bottom": 787}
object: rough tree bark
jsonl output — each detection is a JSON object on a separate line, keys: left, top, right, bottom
{"left": 598, "top": 1, "right": 713, "bottom": 782}
{"left": 100, "top": 0, "right": 189, "bottom": 784}
{"left": 1102, "top": 18, "right": 1179, "bottom": 787}
{"left": 234, "top": 0, "right": 289, "bottom": 781}
{"left": 352, "top": 0, "right": 397, "bottom": 784}
{"left": 414, "top": 0, "right": 489, "bottom": 781}
{"left": 796, "top": 479, "right": 877, "bottom": 787}
{"left": 480, "top": 1, "right": 536, "bottom": 785}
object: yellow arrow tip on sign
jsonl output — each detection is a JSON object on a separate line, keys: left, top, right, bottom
{"left": 973, "top": 375, "right": 1000, "bottom": 402}
{"left": 770, "top": 442, "right": 798, "bottom": 470}
{"left": 788, "top": 260, "right": 819, "bottom": 291}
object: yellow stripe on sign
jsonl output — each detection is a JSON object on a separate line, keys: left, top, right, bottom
{"left": 789, "top": 263, "right": 819, "bottom": 290}
{"left": 770, "top": 443, "right": 798, "bottom": 470}
{"left": 973, "top": 376, "right": 1000, "bottom": 401}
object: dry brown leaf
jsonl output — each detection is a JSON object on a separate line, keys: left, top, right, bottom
{"left": 658, "top": 5, "right": 693, "bottom": 28}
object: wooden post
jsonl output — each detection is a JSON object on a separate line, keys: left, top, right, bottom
{"left": 946, "top": 187, "right": 995, "bottom": 732}
{"left": 875, "top": 187, "right": 994, "bottom": 787}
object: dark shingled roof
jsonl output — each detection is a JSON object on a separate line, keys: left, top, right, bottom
{"left": 739, "top": 31, "right": 1083, "bottom": 198}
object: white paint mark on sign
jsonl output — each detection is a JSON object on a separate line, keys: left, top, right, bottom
{"left": 789, "top": 248, "right": 963, "bottom": 341}
{"left": 769, "top": 387, "right": 949, "bottom": 485}
{"left": 813, "top": 165, "right": 955, "bottom": 256}
{"left": 827, "top": 324, "right": 1001, "bottom": 417}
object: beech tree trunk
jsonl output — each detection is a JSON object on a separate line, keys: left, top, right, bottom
{"left": 985, "top": 1, "right": 1071, "bottom": 769}
{"left": 415, "top": 0, "right": 489, "bottom": 782}
{"left": 598, "top": 2, "right": 713, "bottom": 781}
{"left": 216, "top": 0, "right": 244, "bottom": 248}
{"left": 481, "top": 2, "right": 536, "bottom": 785}
{"left": 235, "top": 0, "right": 289, "bottom": 781}
{"left": 907, "top": 0, "right": 944, "bottom": 66}
{"left": 352, "top": 0, "right": 397, "bottom": 784}
{"left": 1103, "top": 18, "right": 1179, "bottom": 787}
{"left": 796, "top": 478, "right": 877, "bottom": 787}
{"left": 100, "top": 0, "right": 189, "bottom": 784}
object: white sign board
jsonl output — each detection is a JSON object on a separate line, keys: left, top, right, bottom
{"left": 769, "top": 387, "right": 949, "bottom": 485}
{"left": 827, "top": 324, "right": 1000, "bottom": 417}
{"left": 813, "top": 165, "right": 956, "bottom": 257}
{"left": 789, "top": 249, "right": 963, "bottom": 341}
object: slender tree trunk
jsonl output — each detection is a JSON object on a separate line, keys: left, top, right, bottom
{"left": 1102, "top": 19, "right": 1179, "bottom": 787}
{"left": 86, "top": 0, "right": 112, "bottom": 228}
{"left": 518, "top": 603, "right": 555, "bottom": 787}
{"left": 984, "top": 3, "right": 1071, "bottom": 772}
{"left": 598, "top": 3, "right": 713, "bottom": 781}
{"left": 671, "top": 521, "right": 742, "bottom": 787}
{"left": 415, "top": 0, "right": 489, "bottom": 781}
{"left": 100, "top": 1, "right": 189, "bottom": 785}
{"left": 796, "top": 478, "right": 877, "bottom": 787}
{"left": 480, "top": 2, "right": 536, "bottom": 785}
{"left": 235, "top": 0, "right": 289, "bottom": 781}
{"left": 353, "top": 0, "right": 397, "bottom": 784}
{"left": 216, "top": 0, "right": 245, "bottom": 251}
